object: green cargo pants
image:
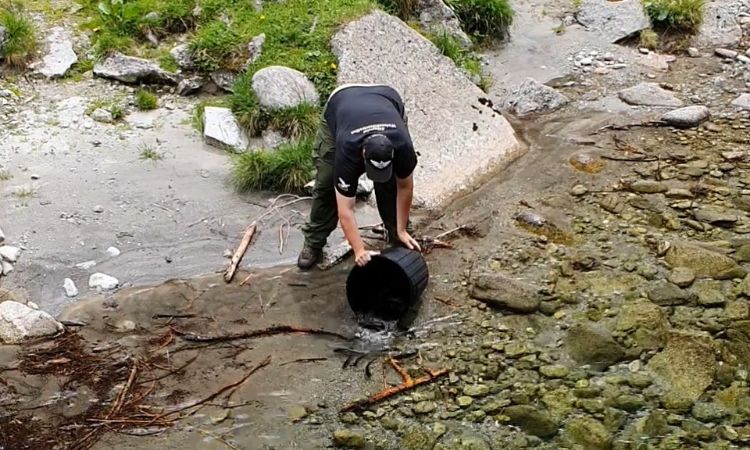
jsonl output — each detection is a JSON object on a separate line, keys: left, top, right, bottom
{"left": 301, "top": 115, "right": 399, "bottom": 250}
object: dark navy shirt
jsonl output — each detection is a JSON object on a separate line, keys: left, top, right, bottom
{"left": 324, "top": 85, "right": 417, "bottom": 197}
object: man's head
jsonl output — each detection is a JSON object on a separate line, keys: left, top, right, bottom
{"left": 363, "top": 134, "right": 394, "bottom": 183}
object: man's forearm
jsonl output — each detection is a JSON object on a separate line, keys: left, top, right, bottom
{"left": 339, "top": 207, "right": 365, "bottom": 254}
{"left": 396, "top": 177, "right": 413, "bottom": 233}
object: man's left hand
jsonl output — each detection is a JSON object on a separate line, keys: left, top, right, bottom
{"left": 398, "top": 230, "right": 422, "bottom": 252}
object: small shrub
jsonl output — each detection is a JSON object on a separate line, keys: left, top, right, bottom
{"left": 447, "top": 0, "right": 514, "bottom": 42}
{"left": 0, "top": 1, "right": 38, "bottom": 69}
{"left": 429, "top": 31, "right": 488, "bottom": 89}
{"left": 639, "top": 29, "right": 659, "bottom": 49}
{"left": 190, "top": 20, "right": 242, "bottom": 72}
{"left": 109, "top": 104, "right": 124, "bottom": 120}
{"left": 232, "top": 138, "right": 315, "bottom": 193}
{"left": 158, "top": 53, "right": 179, "bottom": 72}
{"left": 266, "top": 104, "right": 321, "bottom": 140}
{"left": 643, "top": 0, "right": 705, "bottom": 32}
{"left": 135, "top": 89, "right": 158, "bottom": 110}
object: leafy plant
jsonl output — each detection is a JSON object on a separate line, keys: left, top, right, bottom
{"left": 232, "top": 138, "right": 315, "bottom": 193}
{"left": 135, "top": 88, "right": 158, "bottom": 110}
{"left": 643, "top": 0, "right": 705, "bottom": 32}
{"left": 428, "top": 31, "right": 489, "bottom": 90}
{"left": 190, "top": 20, "right": 242, "bottom": 72}
{"left": 0, "top": 1, "right": 38, "bottom": 69}
{"left": 138, "top": 143, "right": 163, "bottom": 161}
{"left": 447, "top": 0, "right": 514, "bottom": 42}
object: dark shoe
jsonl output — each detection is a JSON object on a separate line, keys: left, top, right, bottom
{"left": 297, "top": 245, "right": 322, "bottom": 270}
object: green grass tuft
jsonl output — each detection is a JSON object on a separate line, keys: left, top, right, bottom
{"left": 428, "top": 31, "right": 490, "bottom": 90}
{"left": 190, "top": 19, "right": 242, "bottom": 72}
{"left": 643, "top": 0, "right": 705, "bottom": 32}
{"left": 138, "top": 143, "right": 163, "bottom": 161}
{"left": 0, "top": 167, "right": 11, "bottom": 181}
{"left": 232, "top": 138, "right": 315, "bottom": 193}
{"left": 639, "top": 28, "right": 659, "bottom": 49}
{"left": 135, "top": 89, "right": 158, "bottom": 110}
{"left": 0, "top": 1, "right": 38, "bottom": 69}
{"left": 447, "top": 0, "right": 514, "bottom": 42}
{"left": 229, "top": 74, "right": 321, "bottom": 139}
{"left": 158, "top": 52, "right": 179, "bottom": 72}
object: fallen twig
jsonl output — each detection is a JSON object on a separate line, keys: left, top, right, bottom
{"left": 279, "top": 357, "right": 328, "bottom": 366}
{"left": 341, "top": 358, "right": 449, "bottom": 412}
{"left": 601, "top": 154, "right": 658, "bottom": 162}
{"left": 172, "top": 325, "right": 352, "bottom": 343}
{"left": 593, "top": 120, "right": 665, "bottom": 134}
{"left": 138, "top": 354, "right": 200, "bottom": 385}
{"left": 157, "top": 355, "right": 271, "bottom": 419}
{"left": 224, "top": 223, "right": 257, "bottom": 283}
{"left": 433, "top": 296, "right": 459, "bottom": 307}
{"left": 434, "top": 225, "right": 467, "bottom": 240}
{"left": 239, "top": 273, "right": 254, "bottom": 287}
{"left": 107, "top": 364, "right": 139, "bottom": 419}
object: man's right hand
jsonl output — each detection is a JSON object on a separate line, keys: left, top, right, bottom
{"left": 355, "top": 250, "right": 378, "bottom": 267}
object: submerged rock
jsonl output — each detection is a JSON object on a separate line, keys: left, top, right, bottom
{"left": 732, "top": 94, "right": 750, "bottom": 110}
{"left": 663, "top": 241, "right": 745, "bottom": 280}
{"left": 565, "top": 323, "right": 625, "bottom": 370}
{"left": 333, "top": 429, "right": 365, "bottom": 448}
{"left": 251, "top": 66, "right": 319, "bottom": 110}
{"left": 503, "top": 78, "right": 569, "bottom": 117}
{"left": 0, "top": 301, "right": 64, "bottom": 344}
{"left": 469, "top": 270, "right": 541, "bottom": 313}
{"left": 94, "top": 53, "right": 179, "bottom": 85}
{"left": 564, "top": 416, "right": 612, "bottom": 450}
{"left": 661, "top": 105, "right": 710, "bottom": 128}
{"left": 618, "top": 82, "right": 683, "bottom": 107}
{"left": 646, "top": 330, "right": 715, "bottom": 402}
{"left": 504, "top": 405, "right": 559, "bottom": 438}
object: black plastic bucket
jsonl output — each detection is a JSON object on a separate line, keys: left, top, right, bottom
{"left": 346, "top": 247, "right": 429, "bottom": 321}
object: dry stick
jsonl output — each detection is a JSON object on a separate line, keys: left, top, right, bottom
{"left": 224, "top": 223, "right": 257, "bottom": 283}
{"left": 601, "top": 155, "right": 658, "bottom": 162}
{"left": 279, "top": 357, "right": 328, "bottom": 366}
{"left": 138, "top": 354, "right": 200, "bottom": 385}
{"left": 172, "top": 325, "right": 352, "bottom": 343}
{"left": 341, "top": 359, "right": 450, "bottom": 412}
{"left": 434, "top": 225, "right": 467, "bottom": 240}
{"left": 593, "top": 120, "right": 665, "bottom": 134}
{"left": 157, "top": 355, "right": 271, "bottom": 419}
{"left": 239, "top": 273, "right": 254, "bottom": 286}
{"left": 106, "top": 364, "right": 139, "bottom": 419}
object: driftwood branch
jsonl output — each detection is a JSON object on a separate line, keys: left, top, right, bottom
{"left": 341, "top": 358, "right": 450, "bottom": 412}
{"left": 172, "top": 325, "right": 352, "bottom": 343}
{"left": 224, "top": 223, "right": 257, "bottom": 283}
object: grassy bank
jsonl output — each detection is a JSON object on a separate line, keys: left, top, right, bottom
{"left": 0, "top": 1, "right": 38, "bottom": 69}
{"left": 642, "top": 0, "right": 705, "bottom": 32}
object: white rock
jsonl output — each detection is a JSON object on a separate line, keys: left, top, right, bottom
{"left": 504, "top": 78, "right": 569, "bottom": 116}
{"left": 715, "top": 48, "right": 738, "bottom": 59}
{"left": 251, "top": 66, "right": 319, "bottom": 110}
{"left": 695, "top": 2, "right": 743, "bottom": 48}
{"left": 661, "top": 105, "right": 711, "bottom": 128}
{"left": 1, "top": 260, "right": 13, "bottom": 276}
{"left": 0, "top": 301, "right": 64, "bottom": 344}
{"left": 106, "top": 246, "right": 121, "bottom": 257}
{"left": 75, "top": 260, "right": 97, "bottom": 270}
{"left": 575, "top": 0, "right": 650, "bottom": 43}
{"left": 0, "top": 245, "right": 21, "bottom": 263}
{"left": 732, "top": 94, "right": 750, "bottom": 110}
{"left": 33, "top": 27, "right": 78, "bottom": 78}
{"left": 579, "top": 57, "right": 594, "bottom": 66}
{"left": 687, "top": 47, "right": 700, "bottom": 58}
{"left": 93, "top": 205, "right": 104, "bottom": 213}
{"left": 63, "top": 278, "right": 79, "bottom": 297}
{"left": 203, "top": 106, "right": 249, "bottom": 151}
{"left": 27, "top": 302, "right": 38, "bottom": 310}
{"left": 170, "top": 43, "right": 194, "bottom": 69}
{"left": 618, "top": 82, "right": 683, "bottom": 107}
{"left": 89, "top": 273, "right": 119, "bottom": 291}
{"left": 93, "top": 52, "right": 178, "bottom": 85}
{"left": 245, "top": 33, "right": 266, "bottom": 66}
{"left": 90, "top": 108, "right": 114, "bottom": 123}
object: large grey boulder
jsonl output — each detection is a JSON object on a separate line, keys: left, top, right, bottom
{"left": 575, "top": 0, "right": 651, "bottom": 43}
{"left": 646, "top": 330, "right": 715, "bottom": 402}
{"left": 417, "top": 0, "right": 472, "bottom": 48}
{"left": 694, "top": 1, "right": 743, "bottom": 48}
{"left": 0, "top": 301, "right": 64, "bottom": 344}
{"left": 618, "top": 82, "right": 683, "bottom": 107}
{"left": 470, "top": 270, "right": 541, "bottom": 313}
{"left": 32, "top": 27, "right": 78, "bottom": 78}
{"left": 504, "top": 78, "right": 569, "bottom": 117}
{"left": 203, "top": 106, "right": 249, "bottom": 151}
{"left": 94, "top": 53, "right": 179, "bottom": 85}
{"left": 565, "top": 322, "right": 625, "bottom": 370}
{"left": 251, "top": 66, "right": 319, "bottom": 110}
{"left": 332, "top": 11, "right": 522, "bottom": 209}
{"left": 661, "top": 105, "right": 710, "bottom": 128}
